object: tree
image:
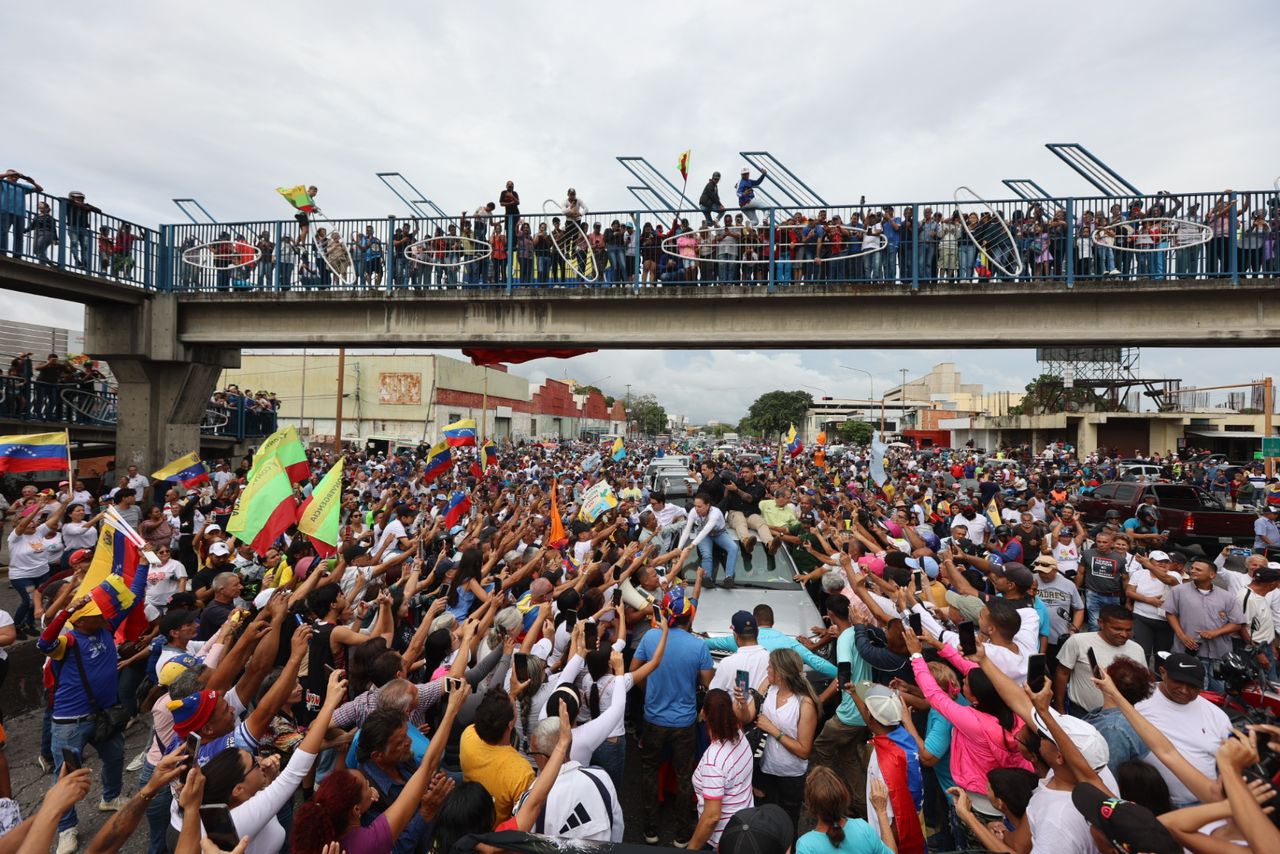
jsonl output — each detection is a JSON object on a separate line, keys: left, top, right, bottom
{"left": 745, "top": 390, "right": 814, "bottom": 439}
{"left": 837, "top": 420, "right": 873, "bottom": 445}
{"left": 1008, "top": 374, "right": 1116, "bottom": 416}
{"left": 628, "top": 394, "right": 668, "bottom": 435}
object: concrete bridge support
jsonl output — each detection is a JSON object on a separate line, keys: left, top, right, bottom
{"left": 85, "top": 294, "right": 240, "bottom": 475}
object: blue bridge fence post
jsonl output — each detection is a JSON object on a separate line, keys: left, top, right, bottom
{"left": 1229, "top": 191, "right": 1239, "bottom": 285}
{"left": 768, "top": 209, "right": 777, "bottom": 294}
{"left": 1065, "top": 198, "right": 1075, "bottom": 289}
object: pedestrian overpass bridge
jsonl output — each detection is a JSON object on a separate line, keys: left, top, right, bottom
{"left": 2, "top": 182, "right": 1276, "bottom": 472}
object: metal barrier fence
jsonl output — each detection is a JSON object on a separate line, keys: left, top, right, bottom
{"left": 5, "top": 186, "right": 1280, "bottom": 292}
{"left": 0, "top": 375, "right": 277, "bottom": 440}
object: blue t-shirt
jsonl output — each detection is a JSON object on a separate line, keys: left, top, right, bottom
{"left": 796, "top": 821, "right": 894, "bottom": 854}
{"left": 835, "top": 627, "right": 871, "bottom": 726}
{"left": 633, "top": 625, "right": 713, "bottom": 728}
{"left": 882, "top": 217, "right": 903, "bottom": 249}
{"left": 347, "top": 723, "right": 429, "bottom": 767}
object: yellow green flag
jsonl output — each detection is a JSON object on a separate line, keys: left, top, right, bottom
{"left": 298, "top": 458, "right": 344, "bottom": 558}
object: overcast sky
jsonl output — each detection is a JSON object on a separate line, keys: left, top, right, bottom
{"left": 5, "top": 1, "right": 1280, "bottom": 422}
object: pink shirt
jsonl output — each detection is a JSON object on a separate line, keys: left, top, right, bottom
{"left": 911, "top": 647, "right": 1031, "bottom": 794}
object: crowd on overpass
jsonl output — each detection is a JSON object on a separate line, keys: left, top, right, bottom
{"left": 1, "top": 430, "right": 1280, "bottom": 854}
{"left": 6, "top": 166, "right": 1280, "bottom": 290}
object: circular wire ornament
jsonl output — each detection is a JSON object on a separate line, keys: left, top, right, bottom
{"left": 541, "top": 199, "right": 600, "bottom": 282}
{"left": 953, "top": 186, "right": 1024, "bottom": 278}
{"left": 404, "top": 235, "right": 494, "bottom": 268}
{"left": 181, "top": 240, "right": 261, "bottom": 270}
{"left": 312, "top": 231, "right": 357, "bottom": 286}
{"left": 1093, "top": 217, "right": 1212, "bottom": 253}
{"left": 658, "top": 224, "right": 887, "bottom": 265}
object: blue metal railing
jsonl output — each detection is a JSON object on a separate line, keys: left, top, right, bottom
{"left": 4, "top": 186, "right": 1279, "bottom": 293}
{"left": 0, "top": 376, "right": 276, "bottom": 440}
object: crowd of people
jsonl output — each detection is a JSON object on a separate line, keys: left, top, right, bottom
{"left": 7, "top": 167, "right": 1279, "bottom": 292}
{"left": 0, "top": 434, "right": 1278, "bottom": 854}
{"left": 3, "top": 352, "right": 110, "bottom": 422}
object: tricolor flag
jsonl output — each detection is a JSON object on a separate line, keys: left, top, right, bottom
{"left": 482, "top": 440, "right": 498, "bottom": 468}
{"left": 74, "top": 521, "right": 149, "bottom": 642}
{"left": 985, "top": 497, "right": 1003, "bottom": 528}
{"left": 276, "top": 185, "right": 319, "bottom": 213}
{"left": 443, "top": 490, "right": 471, "bottom": 528}
{"left": 422, "top": 441, "right": 452, "bottom": 484}
{"left": 298, "top": 458, "right": 343, "bottom": 558}
{"left": 868, "top": 729, "right": 926, "bottom": 854}
{"left": 151, "top": 452, "right": 209, "bottom": 489}
{"left": 0, "top": 431, "right": 70, "bottom": 474}
{"left": 227, "top": 455, "right": 298, "bottom": 553}
{"left": 443, "top": 418, "right": 477, "bottom": 448}
{"left": 610, "top": 435, "right": 626, "bottom": 462}
{"left": 249, "top": 425, "right": 311, "bottom": 483}
{"left": 677, "top": 149, "right": 691, "bottom": 181}
{"left": 469, "top": 460, "right": 483, "bottom": 480}
{"left": 785, "top": 424, "right": 804, "bottom": 458}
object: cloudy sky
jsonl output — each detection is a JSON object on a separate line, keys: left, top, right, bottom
{"left": 5, "top": 1, "right": 1280, "bottom": 422}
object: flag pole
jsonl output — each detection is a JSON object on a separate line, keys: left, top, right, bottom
{"left": 63, "top": 430, "right": 73, "bottom": 487}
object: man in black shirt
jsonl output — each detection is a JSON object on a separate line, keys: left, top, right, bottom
{"left": 1013, "top": 510, "right": 1046, "bottom": 560}
{"left": 722, "top": 467, "right": 771, "bottom": 569}
{"left": 698, "top": 172, "right": 726, "bottom": 224}
{"left": 1078, "top": 529, "right": 1128, "bottom": 631}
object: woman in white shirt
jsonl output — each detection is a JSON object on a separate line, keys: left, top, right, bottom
{"left": 7, "top": 500, "right": 65, "bottom": 635}
{"left": 1126, "top": 552, "right": 1182, "bottom": 664}
{"left": 58, "top": 504, "right": 104, "bottom": 570}
{"left": 740, "top": 648, "right": 820, "bottom": 820}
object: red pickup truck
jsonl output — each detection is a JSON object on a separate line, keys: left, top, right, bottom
{"left": 1074, "top": 481, "right": 1257, "bottom": 551}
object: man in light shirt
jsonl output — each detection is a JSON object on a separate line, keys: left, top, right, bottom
{"left": 710, "top": 611, "right": 770, "bottom": 693}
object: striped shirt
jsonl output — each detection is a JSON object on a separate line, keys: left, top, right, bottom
{"left": 691, "top": 735, "right": 755, "bottom": 845}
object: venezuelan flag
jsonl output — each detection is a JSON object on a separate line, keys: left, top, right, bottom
{"left": 152, "top": 452, "right": 209, "bottom": 489}
{"left": 785, "top": 424, "right": 804, "bottom": 458}
{"left": 422, "top": 441, "right": 452, "bottom": 483}
{"left": 443, "top": 418, "right": 477, "bottom": 448}
{"left": 443, "top": 490, "right": 471, "bottom": 528}
{"left": 0, "top": 431, "right": 69, "bottom": 474}
{"left": 986, "top": 497, "right": 1003, "bottom": 528}
{"left": 611, "top": 435, "right": 626, "bottom": 462}
{"left": 482, "top": 440, "right": 498, "bottom": 468}
{"left": 74, "top": 523, "right": 149, "bottom": 642}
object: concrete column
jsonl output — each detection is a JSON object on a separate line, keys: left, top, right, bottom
{"left": 86, "top": 295, "right": 240, "bottom": 474}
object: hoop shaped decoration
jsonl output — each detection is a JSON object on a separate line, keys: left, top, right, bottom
{"left": 181, "top": 241, "right": 261, "bottom": 270}
{"left": 312, "top": 232, "right": 357, "bottom": 286}
{"left": 953, "top": 186, "right": 1024, "bottom": 278}
{"left": 659, "top": 226, "right": 887, "bottom": 264}
{"left": 59, "top": 388, "right": 118, "bottom": 426}
{"left": 540, "top": 199, "right": 599, "bottom": 282}
{"left": 202, "top": 408, "right": 230, "bottom": 430}
{"left": 403, "top": 235, "right": 494, "bottom": 268}
{"left": 1093, "top": 218, "right": 1212, "bottom": 253}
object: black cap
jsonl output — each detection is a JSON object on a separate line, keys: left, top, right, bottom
{"left": 1156, "top": 651, "right": 1205, "bottom": 686}
{"left": 1071, "top": 783, "right": 1181, "bottom": 854}
{"left": 160, "top": 609, "right": 198, "bottom": 635}
{"left": 718, "top": 805, "right": 793, "bottom": 854}
{"left": 995, "top": 562, "right": 1035, "bottom": 591}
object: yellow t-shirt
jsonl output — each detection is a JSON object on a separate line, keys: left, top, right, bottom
{"left": 459, "top": 724, "right": 535, "bottom": 824}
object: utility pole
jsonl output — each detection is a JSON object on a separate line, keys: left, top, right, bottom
{"left": 1267, "top": 376, "right": 1274, "bottom": 479}
{"left": 333, "top": 347, "right": 346, "bottom": 453}
{"left": 299, "top": 348, "right": 307, "bottom": 436}
{"left": 625, "top": 384, "right": 633, "bottom": 436}
{"left": 480, "top": 368, "right": 489, "bottom": 443}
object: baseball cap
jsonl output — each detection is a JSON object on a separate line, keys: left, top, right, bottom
{"left": 1266, "top": 505, "right": 1280, "bottom": 514}
{"left": 994, "top": 562, "right": 1035, "bottom": 590}
{"left": 731, "top": 610, "right": 758, "bottom": 636}
{"left": 1156, "top": 651, "right": 1205, "bottom": 686}
{"left": 158, "top": 653, "right": 202, "bottom": 687}
{"left": 68, "top": 548, "right": 93, "bottom": 566}
{"left": 718, "top": 805, "right": 793, "bottom": 854}
{"left": 1104, "top": 509, "right": 1122, "bottom": 519}
{"left": 904, "top": 555, "right": 940, "bottom": 580}
{"left": 1165, "top": 550, "right": 1187, "bottom": 565}
{"left": 1256, "top": 566, "right": 1280, "bottom": 583}
{"left": 1071, "top": 783, "right": 1182, "bottom": 854}
{"left": 160, "top": 609, "right": 199, "bottom": 635}
{"left": 1031, "top": 555, "right": 1058, "bottom": 573}
{"left": 854, "top": 683, "right": 903, "bottom": 726}
{"left": 662, "top": 587, "right": 696, "bottom": 622}
{"left": 1147, "top": 550, "right": 1170, "bottom": 561}
{"left": 1031, "top": 709, "right": 1109, "bottom": 770}
{"left": 203, "top": 523, "right": 222, "bottom": 533}
{"left": 208, "top": 542, "right": 231, "bottom": 557}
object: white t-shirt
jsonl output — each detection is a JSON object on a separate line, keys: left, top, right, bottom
{"left": 950, "top": 514, "right": 989, "bottom": 545}
{"left": 60, "top": 520, "right": 98, "bottom": 551}
{"left": 377, "top": 518, "right": 408, "bottom": 557}
{"left": 691, "top": 735, "right": 754, "bottom": 846}
{"left": 1136, "top": 689, "right": 1232, "bottom": 806}
{"left": 1127, "top": 568, "right": 1181, "bottom": 620}
{"left": 1025, "top": 779, "right": 1101, "bottom": 854}
{"left": 1056, "top": 633, "right": 1147, "bottom": 711}
{"left": 7, "top": 526, "right": 56, "bottom": 580}
{"left": 0, "top": 611, "right": 14, "bottom": 661}
{"left": 146, "top": 559, "right": 189, "bottom": 608}
{"left": 1052, "top": 536, "right": 1081, "bottom": 574}
{"left": 127, "top": 474, "right": 149, "bottom": 502}
{"left": 710, "top": 644, "right": 771, "bottom": 694}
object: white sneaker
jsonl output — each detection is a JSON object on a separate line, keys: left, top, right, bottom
{"left": 37, "top": 755, "right": 53, "bottom": 773}
{"left": 98, "top": 796, "right": 128, "bottom": 812}
{"left": 1108, "top": 268, "right": 1120, "bottom": 275}
{"left": 126, "top": 750, "right": 146, "bottom": 772}
{"left": 56, "top": 828, "right": 78, "bottom": 854}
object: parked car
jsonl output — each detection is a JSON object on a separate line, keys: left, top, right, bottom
{"left": 1074, "top": 481, "right": 1258, "bottom": 551}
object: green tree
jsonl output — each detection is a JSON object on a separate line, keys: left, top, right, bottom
{"left": 1009, "top": 374, "right": 1116, "bottom": 416}
{"left": 628, "top": 394, "right": 668, "bottom": 435}
{"left": 837, "top": 420, "right": 874, "bottom": 445}
{"left": 745, "top": 390, "right": 814, "bottom": 439}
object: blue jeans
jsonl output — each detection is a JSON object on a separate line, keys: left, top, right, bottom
{"left": 11, "top": 572, "right": 48, "bottom": 631}
{"left": 607, "top": 247, "right": 627, "bottom": 284}
{"left": 52, "top": 719, "right": 124, "bottom": 830}
{"left": 919, "top": 243, "right": 937, "bottom": 281}
{"left": 138, "top": 760, "right": 173, "bottom": 854}
{"left": 697, "top": 530, "right": 738, "bottom": 580}
{"left": 70, "top": 226, "right": 94, "bottom": 269}
{"left": 1096, "top": 245, "right": 1115, "bottom": 273}
{"left": 958, "top": 244, "right": 976, "bottom": 279}
{"left": 1085, "top": 591, "right": 1123, "bottom": 632}
{"left": 590, "top": 736, "right": 626, "bottom": 796}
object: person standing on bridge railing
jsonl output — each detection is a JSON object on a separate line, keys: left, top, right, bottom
{"left": 699, "top": 171, "right": 726, "bottom": 224}
{"left": 0, "top": 169, "right": 43, "bottom": 259}
{"left": 735, "top": 167, "right": 767, "bottom": 226}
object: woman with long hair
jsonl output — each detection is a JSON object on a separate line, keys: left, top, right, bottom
{"left": 291, "top": 681, "right": 470, "bottom": 854}
{"left": 797, "top": 766, "right": 895, "bottom": 854}
{"left": 736, "top": 648, "right": 819, "bottom": 820}
{"left": 688, "top": 688, "right": 754, "bottom": 851}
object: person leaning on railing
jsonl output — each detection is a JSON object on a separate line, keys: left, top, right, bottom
{"left": 0, "top": 169, "right": 43, "bottom": 258}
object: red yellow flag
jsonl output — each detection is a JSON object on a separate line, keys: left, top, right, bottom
{"left": 677, "top": 150, "right": 691, "bottom": 181}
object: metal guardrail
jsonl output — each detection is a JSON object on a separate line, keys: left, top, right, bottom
{"left": 0, "top": 376, "right": 276, "bottom": 440}
{"left": 3, "top": 187, "right": 1278, "bottom": 293}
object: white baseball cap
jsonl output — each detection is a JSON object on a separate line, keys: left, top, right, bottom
{"left": 208, "top": 542, "right": 231, "bottom": 557}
